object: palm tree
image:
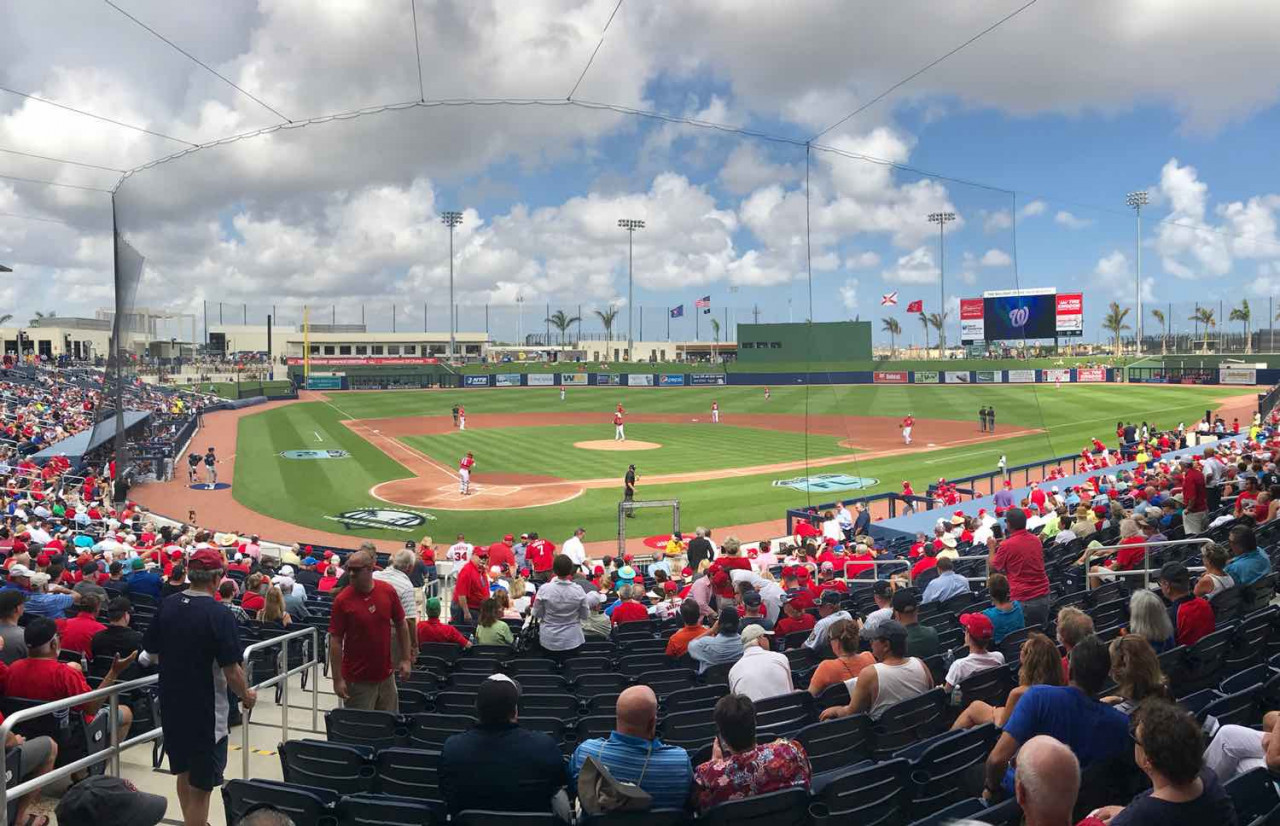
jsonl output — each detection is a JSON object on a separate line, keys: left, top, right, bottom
{"left": 927, "top": 312, "right": 947, "bottom": 357}
{"left": 918, "top": 311, "right": 931, "bottom": 356}
{"left": 0, "top": 314, "right": 11, "bottom": 326}
{"left": 709, "top": 318, "right": 721, "bottom": 363}
{"left": 28, "top": 310, "right": 56, "bottom": 327}
{"left": 545, "top": 309, "right": 581, "bottom": 346}
{"left": 1230, "top": 300, "right": 1252, "bottom": 354}
{"left": 1103, "top": 302, "right": 1131, "bottom": 356}
{"left": 1189, "top": 307, "right": 1215, "bottom": 353}
{"left": 881, "top": 317, "right": 902, "bottom": 357}
{"left": 593, "top": 306, "right": 620, "bottom": 344}
{"left": 1150, "top": 308, "right": 1167, "bottom": 356}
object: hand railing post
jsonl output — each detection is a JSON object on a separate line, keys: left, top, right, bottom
{"left": 311, "top": 627, "right": 320, "bottom": 733}
{"left": 108, "top": 691, "right": 121, "bottom": 777}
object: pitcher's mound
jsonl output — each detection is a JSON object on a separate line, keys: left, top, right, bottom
{"left": 574, "top": 440, "right": 662, "bottom": 451}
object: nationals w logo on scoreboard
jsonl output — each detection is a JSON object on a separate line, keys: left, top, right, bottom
{"left": 1008, "top": 306, "right": 1030, "bottom": 328}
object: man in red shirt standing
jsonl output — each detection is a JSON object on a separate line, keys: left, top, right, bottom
{"left": 987, "top": 508, "right": 1050, "bottom": 628}
{"left": 1180, "top": 456, "right": 1208, "bottom": 535}
{"left": 487, "top": 535, "right": 516, "bottom": 571}
{"left": 328, "top": 550, "right": 412, "bottom": 712}
{"left": 525, "top": 533, "right": 556, "bottom": 578}
{"left": 452, "top": 549, "right": 490, "bottom": 624}
{"left": 56, "top": 593, "right": 105, "bottom": 658}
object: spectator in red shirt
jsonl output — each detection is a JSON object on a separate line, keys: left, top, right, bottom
{"left": 773, "top": 598, "right": 816, "bottom": 638}
{"left": 328, "top": 550, "right": 411, "bottom": 711}
{"left": 240, "top": 573, "right": 268, "bottom": 613}
{"left": 910, "top": 548, "right": 939, "bottom": 582}
{"left": 417, "top": 597, "right": 472, "bottom": 649}
{"left": 487, "top": 535, "right": 516, "bottom": 571}
{"left": 56, "top": 593, "right": 105, "bottom": 659}
{"left": 708, "top": 538, "right": 753, "bottom": 599}
{"left": 525, "top": 533, "right": 556, "bottom": 576}
{"left": 7, "top": 616, "right": 135, "bottom": 733}
{"left": 987, "top": 508, "right": 1050, "bottom": 628}
{"left": 453, "top": 548, "right": 491, "bottom": 624}
{"left": 1157, "top": 562, "right": 1215, "bottom": 647}
{"left": 610, "top": 584, "right": 650, "bottom": 625}
{"left": 1179, "top": 457, "right": 1209, "bottom": 535}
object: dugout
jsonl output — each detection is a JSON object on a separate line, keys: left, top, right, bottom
{"left": 735, "top": 321, "right": 871, "bottom": 363}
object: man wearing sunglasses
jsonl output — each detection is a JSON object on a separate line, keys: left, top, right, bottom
{"left": 329, "top": 550, "right": 413, "bottom": 712}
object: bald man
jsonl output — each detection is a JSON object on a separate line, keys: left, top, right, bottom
{"left": 1014, "top": 736, "right": 1080, "bottom": 826}
{"left": 569, "top": 686, "right": 693, "bottom": 810}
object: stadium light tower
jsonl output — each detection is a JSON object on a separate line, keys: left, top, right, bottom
{"left": 441, "top": 210, "right": 463, "bottom": 360}
{"left": 927, "top": 212, "right": 956, "bottom": 352}
{"left": 1126, "top": 191, "right": 1149, "bottom": 355}
{"left": 618, "top": 218, "right": 645, "bottom": 359}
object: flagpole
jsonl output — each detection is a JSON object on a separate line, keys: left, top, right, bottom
{"left": 667, "top": 307, "right": 670, "bottom": 341}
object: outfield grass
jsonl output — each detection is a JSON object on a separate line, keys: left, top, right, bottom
{"left": 402, "top": 424, "right": 850, "bottom": 478}
{"left": 233, "top": 382, "right": 1241, "bottom": 543}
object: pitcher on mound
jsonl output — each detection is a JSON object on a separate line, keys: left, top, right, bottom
{"left": 614, "top": 410, "right": 626, "bottom": 441}
{"left": 711, "top": 400, "right": 720, "bottom": 423}
{"left": 900, "top": 414, "right": 915, "bottom": 446}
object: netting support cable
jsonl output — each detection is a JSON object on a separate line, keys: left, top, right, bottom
{"left": 803, "top": 143, "right": 814, "bottom": 508}
{"left": 567, "top": 0, "right": 625, "bottom": 100}
{"left": 0, "top": 84, "right": 197, "bottom": 147}
{"left": 0, "top": 147, "right": 127, "bottom": 173}
{"left": 0, "top": 172, "right": 113, "bottom": 194}
{"left": 409, "top": 0, "right": 426, "bottom": 102}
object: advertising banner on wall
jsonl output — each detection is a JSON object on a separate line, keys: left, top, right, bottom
{"left": 1221, "top": 368, "right": 1258, "bottom": 385}
{"left": 1006, "top": 369, "right": 1036, "bottom": 383}
{"left": 560, "top": 373, "right": 588, "bottom": 385}
{"left": 305, "top": 376, "right": 343, "bottom": 390}
{"left": 527, "top": 373, "right": 555, "bottom": 386}
{"left": 944, "top": 371, "right": 971, "bottom": 384}
{"left": 1044, "top": 368, "right": 1072, "bottom": 383}
{"left": 286, "top": 357, "right": 439, "bottom": 366}
{"left": 1076, "top": 367, "right": 1106, "bottom": 383}
{"left": 1056, "top": 293, "right": 1084, "bottom": 337}
{"left": 913, "top": 371, "right": 940, "bottom": 384}
{"left": 463, "top": 375, "right": 491, "bottom": 387}
{"left": 873, "top": 371, "right": 908, "bottom": 384}
{"left": 494, "top": 373, "right": 522, "bottom": 387}
{"left": 959, "top": 299, "right": 985, "bottom": 343}
{"left": 690, "top": 373, "right": 727, "bottom": 386}
{"left": 627, "top": 373, "right": 655, "bottom": 386}
{"left": 658, "top": 374, "right": 686, "bottom": 387}
{"left": 595, "top": 373, "right": 622, "bottom": 386}
{"left": 974, "top": 370, "right": 999, "bottom": 383}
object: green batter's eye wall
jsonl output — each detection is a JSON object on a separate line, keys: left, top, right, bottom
{"left": 736, "top": 321, "right": 872, "bottom": 364}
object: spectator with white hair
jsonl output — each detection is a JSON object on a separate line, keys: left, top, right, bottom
{"left": 1014, "top": 735, "right": 1081, "bottom": 826}
{"left": 686, "top": 526, "right": 713, "bottom": 571}
{"left": 374, "top": 548, "right": 420, "bottom": 652}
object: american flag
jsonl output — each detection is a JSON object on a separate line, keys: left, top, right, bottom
{"left": 695, "top": 295, "right": 711, "bottom": 309}
{"left": 881, "top": 291, "right": 899, "bottom": 306}
{"left": 670, "top": 305, "right": 684, "bottom": 318}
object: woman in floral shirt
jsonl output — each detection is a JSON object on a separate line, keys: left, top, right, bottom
{"left": 694, "top": 694, "right": 811, "bottom": 811}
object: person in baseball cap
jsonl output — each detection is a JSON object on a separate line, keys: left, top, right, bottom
{"left": 890, "top": 588, "right": 940, "bottom": 658}
{"left": 55, "top": 775, "right": 167, "bottom": 826}
{"left": 817, "top": 617, "right": 924, "bottom": 725}
{"left": 941, "top": 613, "right": 1004, "bottom": 700}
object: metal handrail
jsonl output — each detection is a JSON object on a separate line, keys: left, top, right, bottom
{"left": 0, "top": 674, "right": 162, "bottom": 826}
{"left": 241, "top": 625, "right": 321, "bottom": 779}
{"left": 868, "top": 553, "right": 991, "bottom": 584}
{"left": 1082, "top": 537, "right": 1213, "bottom": 590}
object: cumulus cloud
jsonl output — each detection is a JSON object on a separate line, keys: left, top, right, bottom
{"left": 982, "top": 209, "right": 1012, "bottom": 234}
{"left": 1020, "top": 200, "right": 1047, "bottom": 218}
{"left": 980, "top": 248, "right": 1012, "bottom": 267}
{"left": 845, "top": 251, "right": 881, "bottom": 269}
{"left": 1054, "top": 210, "right": 1094, "bottom": 230}
{"left": 839, "top": 278, "right": 859, "bottom": 311}
{"left": 882, "top": 247, "right": 939, "bottom": 285}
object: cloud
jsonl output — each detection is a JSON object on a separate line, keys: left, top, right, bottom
{"left": 1054, "top": 210, "right": 1094, "bottom": 230}
{"left": 845, "top": 251, "right": 881, "bottom": 269}
{"left": 1020, "top": 200, "right": 1047, "bottom": 218}
{"left": 982, "top": 209, "right": 1012, "bottom": 234}
{"left": 717, "top": 142, "right": 800, "bottom": 195}
{"left": 881, "top": 246, "right": 939, "bottom": 285}
{"left": 980, "top": 248, "right": 1012, "bottom": 267}
{"left": 839, "top": 278, "right": 859, "bottom": 311}
{"left": 1093, "top": 250, "right": 1155, "bottom": 302}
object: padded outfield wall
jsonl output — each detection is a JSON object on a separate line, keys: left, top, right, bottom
{"left": 736, "top": 321, "right": 872, "bottom": 364}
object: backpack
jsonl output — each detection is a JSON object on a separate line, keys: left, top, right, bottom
{"left": 577, "top": 742, "right": 654, "bottom": 814}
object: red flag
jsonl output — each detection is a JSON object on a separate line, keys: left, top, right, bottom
{"left": 906, "top": 300, "right": 923, "bottom": 313}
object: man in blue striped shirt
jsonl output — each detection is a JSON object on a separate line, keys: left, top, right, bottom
{"left": 570, "top": 685, "right": 693, "bottom": 810}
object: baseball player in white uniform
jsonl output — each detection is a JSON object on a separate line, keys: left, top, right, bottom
{"left": 711, "top": 401, "right": 720, "bottom": 423}
{"left": 459, "top": 451, "right": 475, "bottom": 495}
{"left": 458, "top": 405, "right": 466, "bottom": 431}
{"left": 614, "top": 410, "right": 626, "bottom": 441}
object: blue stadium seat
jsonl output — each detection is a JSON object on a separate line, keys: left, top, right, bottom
{"left": 406, "top": 713, "right": 477, "bottom": 750}
{"left": 659, "top": 710, "right": 718, "bottom": 751}
{"left": 325, "top": 708, "right": 408, "bottom": 750}
{"left": 809, "top": 758, "right": 911, "bottom": 826}
{"left": 662, "top": 684, "right": 727, "bottom": 715}
{"left": 1198, "top": 684, "right": 1264, "bottom": 728}
{"left": 279, "top": 739, "right": 376, "bottom": 795}
{"left": 1225, "top": 766, "right": 1280, "bottom": 826}
{"left": 222, "top": 779, "right": 338, "bottom": 826}
{"left": 957, "top": 664, "right": 1015, "bottom": 711}
{"left": 795, "top": 714, "right": 874, "bottom": 791}
{"left": 871, "top": 688, "right": 949, "bottom": 761}
{"left": 703, "top": 786, "right": 810, "bottom": 826}
{"left": 335, "top": 793, "right": 437, "bottom": 826}
{"left": 454, "top": 811, "right": 564, "bottom": 826}
{"left": 374, "top": 747, "right": 443, "bottom": 802}
{"left": 752, "top": 691, "right": 814, "bottom": 740}
{"left": 898, "top": 724, "right": 1001, "bottom": 817}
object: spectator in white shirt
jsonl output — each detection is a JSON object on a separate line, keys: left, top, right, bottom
{"left": 943, "top": 613, "right": 1005, "bottom": 703}
{"left": 562, "top": 528, "right": 587, "bottom": 572}
{"left": 836, "top": 503, "right": 855, "bottom": 541}
{"left": 374, "top": 549, "right": 420, "bottom": 652}
{"left": 861, "top": 581, "right": 895, "bottom": 639}
{"left": 728, "top": 625, "right": 793, "bottom": 702}
{"left": 804, "top": 590, "right": 852, "bottom": 650}
{"left": 753, "top": 540, "right": 778, "bottom": 573}
{"left": 647, "top": 549, "right": 672, "bottom": 579}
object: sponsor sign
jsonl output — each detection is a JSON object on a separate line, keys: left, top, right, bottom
{"left": 494, "top": 373, "right": 522, "bottom": 387}
{"left": 873, "top": 371, "right": 908, "bottom": 384}
{"left": 305, "top": 376, "right": 343, "bottom": 390}
{"left": 1056, "top": 292, "right": 1084, "bottom": 337}
{"left": 1077, "top": 367, "right": 1106, "bottom": 383}
{"left": 595, "top": 373, "right": 622, "bottom": 386}
{"left": 627, "top": 373, "right": 655, "bottom": 386}
{"left": 1006, "top": 369, "right": 1036, "bottom": 383}
{"left": 944, "top": 371, "right": 971, "bottom": 384}
{"left": 280, "top": 450, "right": 350, "bottom": 460}
{"left": 975, "top": 370, "right": 999, "bottom": 384}
{"left": 527, "top": 373, "right": 555, "bottom": 386}
{"left": 659, "top": 374, "right": 686, "bottom": 387}
{"left": 286, "top": 357, "right": 439, "bottom": 366}
{"left": 1044, "top": 368, "right": 1072, "bottom": 383}
{"left": 1129, "top": 376, "right": 1167, "bottom": 384}
{"left": 1221, "top": 368, "right": 1257, "bottom": 386}
{"left": 463, "top": 375, "right": 491, "bottom": 387}
{"left": 772, "top": 474, "right": 880, "bottom": 493}
{"left": 913, "top": 371, "right": 940, "bottom": 384}
{"left": 690, "top": 373, "right": 727, "bottom": 386}
{"left": 561, "top": 373, "right": 588, "bottom": 385}
{"left": 960, "top": 298, "right": 985, "bottom": 343}
{"left": 325, "top": 508, "right": 436, "bottom": 531}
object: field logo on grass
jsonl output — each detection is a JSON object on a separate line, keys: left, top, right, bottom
{"left": 280, "top": 450, "right": 351, "bottom": 460}
{"left": 913, "top": 371, "right": 940, "bottom": 384}
{"left": 772, "top": 474, "right": 879, "bottom": 493}
{"left": 325, "top": 507, "right": 436, "bottom": 531}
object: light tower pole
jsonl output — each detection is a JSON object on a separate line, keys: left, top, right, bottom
{"left": 927, "top": 211, "right": 956, "bottom": 353}
{"left": 516, "top": 294, "right": 524, "bottom": 343}
{"left": 618, "top": 218, "right": 645, "bottom": 359}
{"left": 441, "top": 210, "right": 463, "bottom": 360}
{"left": 1126, "top": 191, "right": 1148, "bottom": 355}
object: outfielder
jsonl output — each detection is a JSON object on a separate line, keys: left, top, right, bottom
{"left": 459, "top": 451, "right": 475, "bottom": 495}
{"left": 711, "top": 400, "right": 720, "bottom": 423}
{"left": 764, "top": 387, "right": 771, "bottom": 401}
{"left": 458, "top": 405, "right": 467, "bottom": 431}
{"left": 560, "top": 386, "right": 566, "bottom": 401}
{"left": 900, "top": 414, "right": 915, "bottom": 445}
{"left": 614, "top": 409, "right": 626, "bottom": 441}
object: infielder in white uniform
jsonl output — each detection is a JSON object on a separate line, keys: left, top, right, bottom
{"left": 711, "top": 401, "right": 720, "bottom": 423}
{"left": 560, "top": 386, "right": 566, "bottom": 401}
{"left": 614, "top": 411, "right": 626, "bottom": 441}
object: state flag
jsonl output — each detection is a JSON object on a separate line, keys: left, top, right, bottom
{"left": 907, "top": 299, "right": 923, "bottom": 313}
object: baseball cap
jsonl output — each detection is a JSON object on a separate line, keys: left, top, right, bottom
{"left": 941, "top": 534, "right": 958, "bottom": 548}
{"left": 279, "top": 565, "right": 294, "bottom": 577}
{"left": 872, "top": 618, "right": 908, "bottom": 646}
{"left": 585, "top": 591, "right": 605, "bottom": 609}
{"left": 663, "top": 581, "right": 678, "bottom": 594}
{"left": 1158, "top": 561, "right": 1192, "bottom": 590}
{"left": 24, "top": 616, "right": 57, "bottom": 649}
{"left": 303, "top": 556, "right": 318, "bottom": 566}
{"left": 55, "top": 775, "right": 168, "bottom": 826}
{"left": 741, "top": 624, "right": 774, "bottom": 645}
{"left": 741, "top": 590, "right": 763, "bottom": 607}
{"left": 188, "top": 549, "right": 225, "bottom": 572}
{"left": 820, "top": 589, "right": 843, "bottom": 606}
{"left": 425, "top": 597, "right": 443, "bottom": 617}
{"left": 130, "top": 557, "right": 145, "bottom": 571}
{"left": 959, "top": 612, "right": 995, "bottom": 641}
{"left": 872, "top": 580, "right": 893, "bottom": 598}
{"left": 504, "top": 534, "right": 514, "bottom": 542}
{"left": 891, "top": 589, "right": 920, "bottom": 613}
{"left": 7, "top": 564, "right": 32, "bottom": 579}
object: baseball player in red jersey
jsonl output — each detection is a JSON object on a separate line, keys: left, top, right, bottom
{"left": 900, "top": 413, "right": 915, "bottom": 445}
{"left": 616, "top": 402, "right": 626, "bottom": 415}
{"left": 764, "top": 387, "right": 771, "bottom": 401}
{"left": 613, "top": 410, "right": 626, "bottom": 442}
{"left": 458, "top": 405, "right": 466, "bottom": 431}
{"left": 711, "top": 400, "right": 720, "bottom": 423}
{"left": 459, "top": 451, "right": 475, "bottom": 494}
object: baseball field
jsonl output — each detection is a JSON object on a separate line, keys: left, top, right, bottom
{"left": 135, "top": 381, "right": 1257, "bottom": 549}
